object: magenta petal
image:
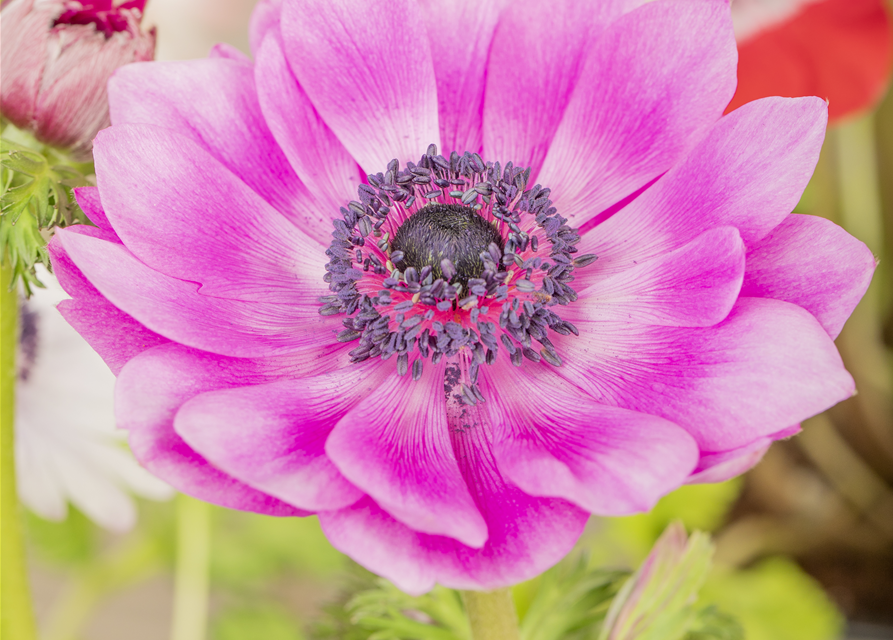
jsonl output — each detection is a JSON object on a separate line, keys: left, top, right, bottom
{"left": 0, "top": 0, "right": 54, "bottom": 127}
{"left": 537, "top": 0, "right": 738, "bottom": 225}
{"left": 116, "top": 343, "right": 344, "bottom": 516}
{"left": 326, "top": 364, "right": 487, "bottom": 548}
{"left": 420, "top": 0, "right": 505, "bottom": 155}
{"left": 255, "top": 30, "right": 361, "bottom": 227}
{"left": 56, "top": 226, "right": 339, "bottom": 358}
{"left": 209, "top": 43, "right": 252, "bottom": 64}
{"left": 72, "top": 186, "right": 113, "bottom": 232}
{"left": 173, "top": 363, "right": 394, "bottom": 511}
{"left": 92, "top": 124, "right": 328, "bottom": 304}
{"left": 686, "top": 425, "right": 801, "bottom": 485}
{"left": 107, "top": 60, "right": 327, "bottom": 245}
{"left": 741, "top": 214, "right": 876, "bottom": 339}
{"left": 49, "top": 235, "right": 169, "bottom": 375}
{"left": 560, "top": 298, "right": 854, "bottom": 451}
{"left": 577, "top": 97, "right": 828, "bottom": 284}
{"left": 249, "top": 0, "right": 282, "bottom": 56}
{"left": 483, "top": 0, "right": 627, "bottom": 176}
{"left": 320, "top": 400, "right": 588, "bottom": 593}
{"left": 280, "top": 0, "right": 440, "bottom": 172}
{"left": 578, "top": 226, "right": 745, "bottom": 327}
{"left": 485, "top": 362, "right": 698, "bottom": 515}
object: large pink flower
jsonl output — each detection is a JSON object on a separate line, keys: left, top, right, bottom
{"left": 49, "top": 0, "right": 874, "bottom": 593}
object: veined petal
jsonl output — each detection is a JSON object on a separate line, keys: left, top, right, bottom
{"left": 249, "top": 0, "right": 282, "bottom": 56}
{"left": 93, "top": 124, "right": 328, "bottom": 304}
{"left": 538, "top": 0, "right": 738, "bottom": 225}
{"left": 280, "top": 0, "right": 440, "bottom": 172}
{"left": 575, "top": 96, "right": 828, "bottom": 287}
{"left": 326, "top": 362, "right": 488, "bottom": 548}
{"left": 741, "top": 214, "right": 876, "bottom": 338}
{"left": 420, "top": 0, "right": 505, "bottom": 155}
{"left": 173, "top": 364, "right": 392, "bottom": 512}
{"left": 577, "top": 226, "right": 745, "bottom": 327}
{"left": 686, "top": 425, "right": 801, "bottom": 485}
{"left": 560, "top": 298, "right": 854, "bottom": 451}
{"left": 55, "top": 227, "right": 340, "bottom": 358}
{"left": 483, "top": 0, "right": 627, "bottom": 177}
{"left": 485, "top": 361, "right": 698, "bottom": 515}
{"left": 255, "top": 30, "right": 361, "bottom": 228}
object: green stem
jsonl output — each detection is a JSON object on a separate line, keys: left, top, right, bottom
{"left": 1, "top": 260, "right": 37, "bottom": 640}
{"left": 170, "top": 494, "right": 211, "bottom": 640}
{"left": 461, "top": 589, "right": 520, "bottom": 640}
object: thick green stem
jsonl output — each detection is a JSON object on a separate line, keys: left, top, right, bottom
{"left": 170, "top": 494, "right": 211, "bottom": 640}
{"left": 461, "top": 589, "right": 520, "bottom": 640}
{"left": 1, "top": 260, "right": 37, "bottom": 639}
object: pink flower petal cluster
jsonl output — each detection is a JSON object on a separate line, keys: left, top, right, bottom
{"left": 49, "top": 0, "right": 875, "bottom": 593}
{"left": 0, "top": 0, "right": 155, "bottom": 156}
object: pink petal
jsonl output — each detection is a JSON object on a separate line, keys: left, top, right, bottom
{"left": 741, "top": 213, "right": 876, "bottom": 339}
{"left": 483, "top": 0, "right": 627, "bottom": 176}
{"left": 209, "top": 43, "right": 251, "bottom": 63}
{"left": 559, "top": 298, "right": 854, "bottom": 451}
{"left": 537, "top": 0, "right": 738, "bottom": 225}
{"left": 686, "top": 425, "right": 801, "bottom": 485}
{"left": 280, "top": 0, "right": 440, "bottom": 172}
{"left": 249, "top": 0, "right": 281, "bottom": 56}
{"left": 92, "top": 124, "right": 328, "bottom": 304}
{"left": 173, "top": 364, "right": 393, "bottom": 511}
{"left": 485, "top": 361, "right": 699, "bottom": 515}
{"left": 117, "top": 342, "right": 345, "bottom": 515}
{"left": 254, "top": 30, "right": 362, "bottom": 227}
{"left": 72, "top": 186, "right": 113, "bottom": 232}
{"left": 49, "top": 235, "right": 169, "bottom": 375}
{"left": 578, "top": 226, "right": 745, "bottom": 327}
{"left": 420, "top": 0, "right": 505, "bottom": 155}
{"left": 320, "top": 396, "right": 588, "bottom": 593}
{"left": 56, "top": 226, "right": 340, "bottom": 358}
{"left": 0, "top": 0, "right": 54, "bottom": 127}
{"left": 107, "top": 59, "right": 329, "bottom": 245}
{"left": 326, "top": 363, "right": 488, "bottom": 548}
{"left": 576, "top": 97, "right": 827, "bottom": 287}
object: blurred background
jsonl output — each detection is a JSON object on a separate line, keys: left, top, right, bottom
{"left": 17, "top": 0, "right": 893, "bottom": 639}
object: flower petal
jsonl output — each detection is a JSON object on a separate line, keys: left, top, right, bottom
{"left": 578, "top": 226, "right": 745, "bottom": 327}
{"left": 326, "top": 362, "right": 487, "bottom": 548}
{"left": 320, "top": 394, "right": 587, "bottom": 594}
{"left": 55, "top": 226, "right": 339, "bottom": 358}
{"left": 249, "top": 0, "right": 282, "bottom": 56}
{"left": 0, "top": 0, "right": 53, "bottom": 127}
{"left": 560, "top": 298, "right": 854, "bottom": 451}
{"left": 420, "top": 0, "right": 505, "bottom": 155}
{"left": 740, "top": 213, "right": 876, "bottom": 339}
{"left": 575, "top": 96, "right": 827, "bottom": 286}
{"left": 72, "top": 186, "right": 113, "bottom": 232}
{"left": 117, "top": 342, "right": 346, "bottom": 516}
{"left": 280, "top": 0, "right": 440, "bottom": 172}
{"left": 255, "top": 30, "right": 361, "bottom": 223}
{"left": 92, "top": 124, "right": 328, "bottom": 304}
{"left": 686, "top": 425, "right": 801, "bottom": 485}
{"left": 485, "top": 361, "right": 698, "bottom": 515}
{"left": 173, "top": 364, "right": 392, "bottom": 512}
{"left": 537, "top": 0, "right": 738, "bottom": 225}
{"left": 49, "top": 235, "right": 169, "bottom": 375}
{"left": 107, "top": 60, "right": 330, "bottom": 245}
{"left": 483, "top": 0, "right": 627, "bottom": 176}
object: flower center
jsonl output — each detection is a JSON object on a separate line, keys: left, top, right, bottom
{"left": 390, "top": 203, "right": 504, "bottom": 288}
{"left": 55, "top": 0, "right": 146, "bottom": 38}
{"left": 320, "top": 145, "right": 596, "bottom": 401}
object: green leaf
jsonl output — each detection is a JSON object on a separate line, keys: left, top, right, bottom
{"left": 699, "top": 557, "right": 843, "bottom": 640}
{"left": 684, "top": 606, "right": 744, "bottom": 640}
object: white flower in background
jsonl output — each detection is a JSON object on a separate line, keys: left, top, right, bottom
{"left": 16, "top": 266, "right": 173, "bottom": 533}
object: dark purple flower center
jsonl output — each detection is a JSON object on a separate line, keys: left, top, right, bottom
{"left": 321, "top": 145, "right": 596, "bottom": 402}
{"left": 55, "top": 0, "right": 145, "bottom": 38}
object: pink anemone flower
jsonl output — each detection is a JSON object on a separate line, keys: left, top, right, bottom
{"left": 49, "top": 0, "right": 875, "bottom": 593}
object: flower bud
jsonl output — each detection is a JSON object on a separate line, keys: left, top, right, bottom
{"left": 0, "top": 0, "right": 155, "bottom": 158}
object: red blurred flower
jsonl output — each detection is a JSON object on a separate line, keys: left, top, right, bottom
{"left": 729, "top": 0, "right": 892, "bottom": 122}
{"left": 0, "top": 0, "right": 155, "bottom": 157}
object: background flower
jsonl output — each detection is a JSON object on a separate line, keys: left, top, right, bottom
{"left": 729, "top": 0, "right": 893, "bottom": 121}
{"left": 0, "top": 0, "right": 156, "bottom": 156}
{"left": 49, "top": 0, "right": 874, "bottom": 595}
{"left": 16, "top": 265, "right": 173, "bottom": 533}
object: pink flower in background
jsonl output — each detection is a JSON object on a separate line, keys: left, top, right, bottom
{"left": 0, "top": 0, "right": 155, "bottom": 156}
{"left": 50, "top": 0, "right": 874, "bottom": 593}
